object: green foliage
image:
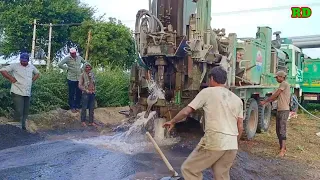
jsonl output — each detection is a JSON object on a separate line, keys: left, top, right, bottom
{"left": 31, "top": 69, "right": 69, "bottom": 114}
{"left": 0, "top": 0, "right": 94, "bottom": 57}
{"left": 0, "top": 67, "right": 129, "bottom": 117}
{"left": 0, "top": 76, "right": 13, "bottom": 117}
{"left": 95, "top": 67, "right": 130, "bottom": 107}
{"left": 70, "top": 19, "right": 136, "bottom": 69}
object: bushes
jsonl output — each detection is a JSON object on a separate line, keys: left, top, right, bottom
{"left": 0, "top": 67, "right": 130, "bottom": 117}
{"left": 95, "top": 67, "right": 130, "bottom": 107}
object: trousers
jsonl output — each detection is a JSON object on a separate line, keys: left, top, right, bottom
{"left": 11, "top": 93, "right": 30, "bottom": 129}
{"left": 67, "top": 80, "right": 82, "bottom": 109}
{"left": 81, "top": 93, "right": 95, "bottom": 123}
{"left": 276, "top": 110, "right": 289, "bottom": 148}
{"left": 181, "top": 145, "right": 237, "bottom": 180}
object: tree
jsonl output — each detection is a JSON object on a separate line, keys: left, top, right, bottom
{"left": 0, "top": 0, "right": 94, "bottom": 58}
{"left": 71, "top": 19, "right": 136, "bottom": 69}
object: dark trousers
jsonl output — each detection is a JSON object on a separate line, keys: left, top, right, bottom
{"left": 11, "top": 93, "right": 30, "bottom": 129}
{"left": 67, "top": 80, "right": 82, "bottom": 109}
{"left": 81, "top": 93, "right": 95, "bottom": 123}
{"left": 276, "top": 110, "right": 289, "bottom": 149}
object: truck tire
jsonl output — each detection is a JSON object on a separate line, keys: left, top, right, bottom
{"left": 257, "top": 97, "right": 272, "bottom": 133}
{"left": 243, "top": 98, "right": 259, "bottom": 140}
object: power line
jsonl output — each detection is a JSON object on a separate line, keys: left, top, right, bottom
{"left": 212, "top": 3, "right": 320, "bottom": 16}
{"left": 1, "top": 3, "right": 320, "bottom": 28}
{"left": 36, "top": 23, "right": 83, "bottom": 27}
{"left": 117, "top": 3, "right": 320, "bottom": 23}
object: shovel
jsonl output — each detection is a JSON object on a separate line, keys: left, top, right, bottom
{"left": 146, "top": 132, "right": 182, "bottom": 180}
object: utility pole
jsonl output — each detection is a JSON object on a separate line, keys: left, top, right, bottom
{"left": 46, "top": 23, "right": 52, "bottom": 71}
{"left": 85, "top": 29, "right": 92, "bottom": 61}
{"left": 31, "top": 19, "right": 37, "bottom": 63}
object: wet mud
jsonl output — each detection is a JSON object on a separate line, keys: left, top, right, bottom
{"left": 0, "top": 113, "right": 319, "bottom": 180}
{"left": 0, "top": 125, "right": 44, "bottom": 151}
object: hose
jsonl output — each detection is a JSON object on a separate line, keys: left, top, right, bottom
{"left": 292, "top": 95, "right": 320, "bottom": 120}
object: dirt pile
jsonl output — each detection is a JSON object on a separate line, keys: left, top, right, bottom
{"left": 0, "top": 124, "right": 44, "bottom": 150}
{"left": 25, "top": 107, "right": 129, "bottom": 133}
{"left": 0, "top": 117, "right": 9, "bottom": 124}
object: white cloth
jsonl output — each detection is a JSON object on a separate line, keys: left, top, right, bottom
{"left": 0, "top": 63, "right": 39, "bottom": 97}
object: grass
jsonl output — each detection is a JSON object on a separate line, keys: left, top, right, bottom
{"left": 240, "top": 109, "right": 320, "bottom": 167}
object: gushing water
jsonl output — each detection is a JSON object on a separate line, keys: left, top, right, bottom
{"left": 74, "top": 111, "right": 179, "bottom": 154}
{"left": 74, "top": 77, "right": 178, "bottom": 154}
{"left": 146, "top": 79, "right": 165, "bottom": 100}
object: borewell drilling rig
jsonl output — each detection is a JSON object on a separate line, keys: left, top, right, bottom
{"left": 129, "top": 0, "right": 303, "bottom": 140}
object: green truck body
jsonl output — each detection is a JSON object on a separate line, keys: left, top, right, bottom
{"left": 130, "top": 0, "right": 305, "bottom": 140}
{"left": 301, "top": 58, "right": 320, "bottom": 103}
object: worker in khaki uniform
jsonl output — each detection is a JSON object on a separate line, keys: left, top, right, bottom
{"left": 163, "top": 66, "right": 244, "bottom": 180}
{"left": 261, "top": 70, "right": 291, "bottom": 157}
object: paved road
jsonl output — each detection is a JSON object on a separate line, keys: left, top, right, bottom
{"left": 0, "top": 139, "right": 169, "bottom": 180}
{"left": 1, "top": 124, "right": 319, "bottom": 180}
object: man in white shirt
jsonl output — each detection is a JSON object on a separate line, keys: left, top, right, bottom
{"left": 0, "top": 53, "right": 40, "bottom": 130}
{"left": 163, "top": 66, "right": 244, "bottom": 180}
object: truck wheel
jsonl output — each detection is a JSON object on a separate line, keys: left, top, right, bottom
{"left": 257, "top": 98, "right": 272, "bottom": 133}
{"left": 243, "top": 98, "right": 259, "bottom": 140}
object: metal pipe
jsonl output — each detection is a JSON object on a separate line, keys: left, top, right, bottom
{"left": 291, "top": 37, "right": 320, "bottom": 42}
{"left": 286, "top": 35, "right": 320, "bottom": 39}
{"left": 292, "top": 40, "right": 320, "bottom": 49}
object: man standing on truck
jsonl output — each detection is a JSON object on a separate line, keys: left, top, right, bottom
{"left": 58, "top": 48, "right": 86, "bottom": 113}
{"left": 163, "top": 66, "right": 244, "bottom": 180}
{"left": 0, "top": 53, "right": 40, "bottom": 130}
{"left": 261, "top": 70, "right": 291, "bottom": 157}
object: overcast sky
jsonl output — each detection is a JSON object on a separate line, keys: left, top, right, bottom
{"left": 1, "top": 0, "right": 319, "bottom": 63}
{"left": 82, "top": 0, "right": 320, "bottom": 58}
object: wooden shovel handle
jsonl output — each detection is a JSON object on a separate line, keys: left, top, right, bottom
{"left": 146, "top": 132, "right": 178, "bottom": 177}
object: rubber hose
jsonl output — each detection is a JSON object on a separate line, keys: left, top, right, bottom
{"left": 293, "top": 96, "right": 320, "bottom": 120}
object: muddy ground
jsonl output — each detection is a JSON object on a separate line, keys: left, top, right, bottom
{"left": 0, "top": 107, "right": 319, "bottom": 180}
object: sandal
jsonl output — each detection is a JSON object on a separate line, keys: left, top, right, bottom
{"left": 88, "top": 122, "right": 98, "bottom": 127}
{"left": 81, "top": 122, "right": 87, "bottom": 127}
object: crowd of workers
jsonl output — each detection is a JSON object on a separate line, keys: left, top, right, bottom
{"left": 0, "top": 48, "right": 98, "bottom": 128}
{"left": 0, "top": 49, "right": 291, "bottom": 180}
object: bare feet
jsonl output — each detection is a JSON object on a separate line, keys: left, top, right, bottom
{"left": 277, "top": 149, "right": 286, "bottom": 157}
{"left": 81, "top": 122, "right": 87, "bottom": 127}
{"left": 88, "top": 122, "right": 98, "bottom": 127}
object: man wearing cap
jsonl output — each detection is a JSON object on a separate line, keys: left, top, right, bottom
{"left": 261, "top": 70, "right": 291, "bottom": 157}
{"left": 0, "top": 53, "right": 40, "bottom": 130}
{"left": 58, "top": 48, "right": 87, "bottom": 113}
